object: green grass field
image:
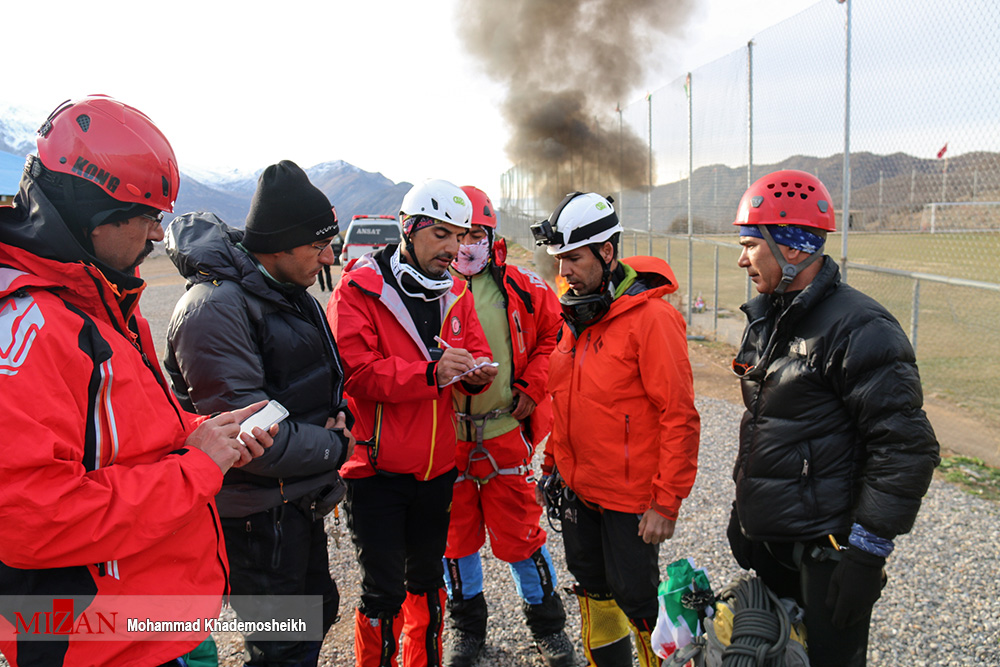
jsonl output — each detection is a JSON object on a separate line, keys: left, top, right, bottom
{"left": 619, "top": 230, "right": 1000, "bottom": 428}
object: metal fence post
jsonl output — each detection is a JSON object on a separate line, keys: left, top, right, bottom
{"left": 878, "top": 170, "right": 883, "bottom": 226}
{"left": 910, "top": 278, "right": 921, "bottom": 354}
{"left": 747, "top": 40, "right": 754, "bottom": 188}
{"left": 617, "top": 104, "right": 624, "bottom": 229}
{"left": 687, "top": 72, "right": 694, "bottom": 324}
{"left": 841, "top": 0, "right": 853, "bottom": 284}
{"left": 647, "top": 93, "right": 653, "bottom": 255}
{"left": 713, "top": 246, "right": 720, "bottom": 337}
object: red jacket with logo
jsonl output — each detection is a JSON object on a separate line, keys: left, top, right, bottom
{"left": 0, "top": 245, "right": 228, "bottom": 666}
{"left": 327, "top": 250, "right": 492, "bottom": 480}
{"left": 454, "top": 244, "right": 562, "bottom": 448}
{"left": 543, "top": 257, "right": 700, "bottom": 519}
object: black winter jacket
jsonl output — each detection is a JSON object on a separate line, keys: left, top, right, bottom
{"left": 732, "top": 257, "right": 939, "bottom": 542}
{"left": 164, "top": 212, "right": 349, "bottom": 517}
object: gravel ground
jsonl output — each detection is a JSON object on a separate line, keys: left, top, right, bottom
{"left": 3, "top": 257, "right": 997, "bottom": 666}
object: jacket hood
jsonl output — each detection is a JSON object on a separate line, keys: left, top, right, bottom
{"left": 0, "top": 168, "right": 145, "bottom": 302}
{"left": 621, "top": 256, "right": 679, "bottom": 295}
{"left": 599, "top": 256, "right": 678, "bottom": 322}
{"left": 340, "top": 248, "right": 384, "bottom": 294}
{"left": 165, "top": 211, "right": 279, "bottom": 297}
{"left": 0, "top": 164, "right": 96, "bottom": 266}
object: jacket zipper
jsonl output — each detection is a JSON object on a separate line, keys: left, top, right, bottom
{"left": 576, "top": 332, "right": 590, "bottom": 392}
{"left": 624, "top": 415, "right": 631, "bottom": 482}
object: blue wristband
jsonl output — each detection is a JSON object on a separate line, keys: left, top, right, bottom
{"left": 848, "top": 522, "right": 894, "bottom": 558}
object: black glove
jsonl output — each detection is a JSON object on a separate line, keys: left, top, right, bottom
{"left": 727, "top": 504, "right": 753, "bottom": 570}
{"left": 826, "top": 547, "right": 887, "bottom": 629}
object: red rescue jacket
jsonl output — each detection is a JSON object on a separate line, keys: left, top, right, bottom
{"left": 328, "top": 250, "right": 492, "bottom": 480}
{"left": 0, "top": 242, "right": 227, "bottom": 666}
{"left": 453, "top": 246, "right": 562, "bottom": 448}
{"left": 544, "top": 257, "right": 700, "bottom": 519}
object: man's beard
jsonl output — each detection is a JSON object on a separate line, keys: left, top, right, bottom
{"left": 125, "top": 240, "right": 155, "bottom": 274}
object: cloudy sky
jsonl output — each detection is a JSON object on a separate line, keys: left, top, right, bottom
{"left": 3, "top": 0, "right": 820, "bottom": 189}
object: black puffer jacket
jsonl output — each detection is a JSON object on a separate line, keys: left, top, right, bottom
{"left": 164, "top": 212, "right": 349, "bottom": 517}
{"left": 733, "top": 257, "right": 939, "bottom": 542}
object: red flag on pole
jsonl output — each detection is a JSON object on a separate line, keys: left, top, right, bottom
{"left": 937, "top": 143, "right": 948, "bottom": 159}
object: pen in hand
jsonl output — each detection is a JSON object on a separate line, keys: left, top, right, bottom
{"left": 434, "top": 336, "right": 452, "bottom": 349}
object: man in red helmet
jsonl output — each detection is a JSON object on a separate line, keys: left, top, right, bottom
{"left": 0, "top": 95, "right": 274, "bottom": 667}
{"left": 442, "top": 186, "right": 571, "bottom": 667}
{"left": 729, "top": 170, "right": 940, "bottom": 666}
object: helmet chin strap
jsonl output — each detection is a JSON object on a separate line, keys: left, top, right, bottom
{"left": 588, "top": 243, "right": 613, "bottom": 293}
{"left": 403, "top": 231, "right": 446, "bottom": 280}
{"left": 757, "top": 225, "right": 823, "bottom": 295}
{"left": 391, "top": 245, "right": 452, "bottom": 302}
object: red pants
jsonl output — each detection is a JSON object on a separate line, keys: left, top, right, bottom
{"left": 444, "top": 428, "right": 546, "bottom": 563}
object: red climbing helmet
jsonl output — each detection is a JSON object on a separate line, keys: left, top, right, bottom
{"left": 734, "top": 169, "right": 836, "bottom": 232}
{"left": 36, "top": 95, "right": 180, "bottom": 212}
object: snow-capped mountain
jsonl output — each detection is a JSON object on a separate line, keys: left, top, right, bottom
{"left": 0, "top": 104, "right": 45, "bottom": 157}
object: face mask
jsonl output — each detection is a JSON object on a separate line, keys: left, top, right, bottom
{"left": 452, "top": 237, "right": 491, "bottom": 276}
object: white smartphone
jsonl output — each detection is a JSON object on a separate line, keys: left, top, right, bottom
{"left": 239, "top": 400, "right": 289, "bottom": 438}
{"left": 442, "top": 361, "right": 500, "bottom": 387}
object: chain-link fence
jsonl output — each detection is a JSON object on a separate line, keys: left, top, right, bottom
{"left": 498, "top": 0, "right": 1000, "bottom": 427}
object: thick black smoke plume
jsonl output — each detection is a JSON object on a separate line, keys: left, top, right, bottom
{"left": 459, "top": 0, "right": 694, "bottom": 204}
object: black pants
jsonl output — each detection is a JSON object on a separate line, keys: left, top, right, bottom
{"left": 560, "top": 493, "right": 660, "bottom": 622}
{"left": 221, "top": 503, "right": 339, "bottom": 667}
{"left": 345, "top": 469, "right": 457, "bottom": 616}
{"left": 317, "top": 265, "right": 333, "bottom": 291}
{"left": 748, "top": 540, "right": 871, "bottom": 667}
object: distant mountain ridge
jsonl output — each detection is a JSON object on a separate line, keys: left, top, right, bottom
{"left": 0, "top": 107, "right": 411, "bottom": 228}
{"left": 174, "top": 161, "right": 412, "bottom": 228}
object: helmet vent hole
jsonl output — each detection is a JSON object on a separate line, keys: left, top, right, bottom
{"left": 774, "top": 192, "right": 782, "bottom": 198}
{"left": 786, "top": 191, "right": 795, "bottom": 197}
{"left": 808, "top": 186, "right": 815, "bottom": 192}
{"left": 766, "top": 184, "right": 775, "bottom": 189}
{"left": 799, "top": 193, "right": 808, "bottom": 200}
{"left": 430, "top": 197, "right": 439, "bottom": 211}
{"left": 162, "top": 175, "right": 170, "bottom": 198}
{"left": 76, "top": 115, "right": 91, "bottom": 132}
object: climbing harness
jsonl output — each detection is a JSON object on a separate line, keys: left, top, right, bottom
{"left": 453, "top": 405, "right": 530, "bottom": 484}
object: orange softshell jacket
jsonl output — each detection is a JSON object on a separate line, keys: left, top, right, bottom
{"left": 544, "top": 256, "right": 700, "bottom": 520}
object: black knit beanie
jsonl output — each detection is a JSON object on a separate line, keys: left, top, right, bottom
{"left": 242, "top": 160, "right": 338, "bottom": 253}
